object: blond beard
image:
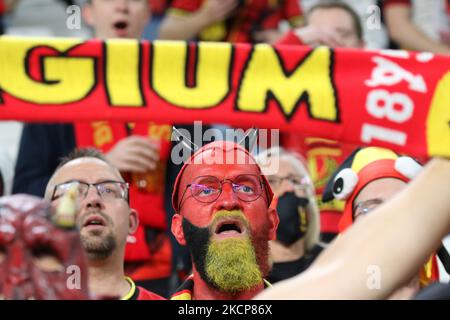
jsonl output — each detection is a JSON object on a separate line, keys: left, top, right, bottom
{"left": 205, "top": 212, "right": 263, "bottom": 294}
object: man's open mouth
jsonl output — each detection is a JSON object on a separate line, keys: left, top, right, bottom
{"left": 114, "top": 21, "right": 128, "bottom": 30}
{"left": 83, "top": 215, "right": 106, "bottom": 228}
{"left": 214, "top": 219, "right": 246, "bottom": 238}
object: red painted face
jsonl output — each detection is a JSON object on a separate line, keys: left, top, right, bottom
{"left": 0, "top": 195, "right": 89, "bottom": 300}
{"left": 175, "top": 143, "right": 277, "bottom": 242}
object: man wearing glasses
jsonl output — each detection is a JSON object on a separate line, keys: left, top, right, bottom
{"left": 170, "top": 140, "right": 279, "bottom": 300}
{"left": 322, "top": 146, "right": 441, "bottom": 299}
{"left": 44, "top": 148, "right": 164, "bottom": 300}
{"left": 169, "top": 140, "right": 450, "bottom": 300}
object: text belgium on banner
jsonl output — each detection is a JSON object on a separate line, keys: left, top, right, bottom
{"left": 0, "top": 36, "right": 449, "bottom": 158}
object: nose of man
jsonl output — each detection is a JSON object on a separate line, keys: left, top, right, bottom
{"left": 212, "top": 183, "right": 243, "bottom": 213}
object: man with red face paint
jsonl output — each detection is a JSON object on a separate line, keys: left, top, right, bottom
{"left": 0, "top": 194, "right": 89, "bottom": 300}
{"left": 170, "top": 141, "right": 279, "bottom": 300}
{"left": 170, "top": 138, "right": 450, "bottom": 300}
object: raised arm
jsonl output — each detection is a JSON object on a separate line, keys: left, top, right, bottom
{"left": 257, "top": 157, "right": 450, "bottom": 299}
{"left": 384, "top": 4, "right": 450, "bottom": 55}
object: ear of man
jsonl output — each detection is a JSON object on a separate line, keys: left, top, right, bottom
{"left": 267, "top": 207, "right": 279, "bottom": 241}
{"left": 82, "top": 2, "right": 95, "bottom": 28}
{"left": 171, "top": 213, "right": 187, "bottom": 246}
{"left": 128, "top": 208, "right": 139, "bottom": 234}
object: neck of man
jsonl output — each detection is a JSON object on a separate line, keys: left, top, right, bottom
{"left": 191, "top": 268, "right": 265, "bottom": 300}
{"left": 87, "top": 250, "right": 130, "bottom": 299}
{"left": 270, "top": 238, "right": 305, "bottom": 262}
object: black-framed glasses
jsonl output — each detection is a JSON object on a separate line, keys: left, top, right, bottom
{"left": 178, "top": 174, "right": 265, "bottom": 209}
{"left": 353, "top": 198, "right": 384, "bottom": 220}
{"left": 267, "top": 175, "right": 310, "bottom": 190}
{"left": 51, "top": 180, "right": 129, "bottom": 202}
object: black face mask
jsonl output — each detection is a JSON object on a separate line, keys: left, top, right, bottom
{"left": 275, "top": 192, "right": 309, "bottom": 246}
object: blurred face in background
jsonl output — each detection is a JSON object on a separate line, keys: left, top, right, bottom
{"left": 265, "top": 158, "right": 310, "bottom": 199}
{"left": 352, "top": 178, "right": 407, "bottom": 222}
{"left": 307, "top": 7, "right": 363, "bottom": 48}
{"left": 260, "top": 154, "right": 316, "bottom": 250}
{"left": 83, "top": 0, "right": 151, "bottom": 39}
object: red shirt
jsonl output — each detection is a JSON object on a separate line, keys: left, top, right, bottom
{"left": 135, "top": 286, "right": 166, "bottom": 300}
{"left": 0, "top": 0, "right": 5, "bottom": 14}
{"left": 169, "top": 0, "right": 302, "bottom": 43}
{"left": 276, "top": 30, "right": 304, "bottom": 46}
{"left": 149, "top": 0, "right": 170, "bottom": 16}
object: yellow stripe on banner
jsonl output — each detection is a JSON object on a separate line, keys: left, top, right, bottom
{"left": 237, "top": 45, "right": 339, "bottom": 122}
{"left": 106, "top": 39, "right": 143, "bottom": 107}
{"left": 0, "top": 36, "right": 95, "bottom": 104}
{"left": 152, "top": 41, "right": 232, "bottom": 108}
{"left": 426, "top": 71, "right": 450, "bottom": 157}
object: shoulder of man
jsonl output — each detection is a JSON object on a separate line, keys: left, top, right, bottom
{"left": 135, "top": 286, "right": 167, "bottom": 300}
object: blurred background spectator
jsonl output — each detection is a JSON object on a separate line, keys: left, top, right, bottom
{"left": 322, "top": 146, "right": 449, "bottom": 297}
{"left": 256, "top": 147, "right": 324, "bottom": 284}
{"left": 278, "top": 0, "right": 366, "bottom": 47}
{"left": 384, "top": 0, "right": 450, "bottom": 54}
{"left": 300, "top": 0, "right": 389, "bottom": 49}
{"left": 0, "top": 0, "right": 19, "bottom": 34}
{"left": 158, "top": 0, "right": 303, "bottom": 44}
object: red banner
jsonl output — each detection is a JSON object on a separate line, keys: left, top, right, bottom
{"left": 0, "top": 36, "right": 449, "bottom": 158}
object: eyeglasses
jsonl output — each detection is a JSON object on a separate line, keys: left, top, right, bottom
{"left": 51, "top": 180, "right": 129, "bottom": 202}
{"left": 267, "top": 175, "right": 310, "bottom": 190}
{"left": 353, "top": 198, "right": 384, "bottom": 220}
{"left": 178, "top": 174, "right": 266, "bottom": 208}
